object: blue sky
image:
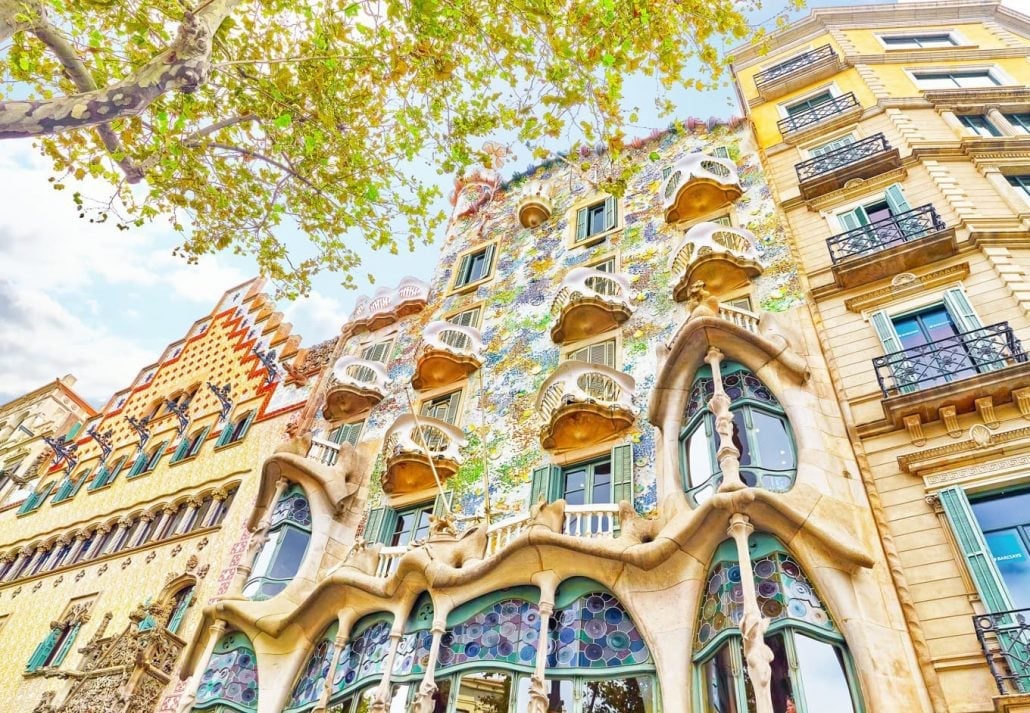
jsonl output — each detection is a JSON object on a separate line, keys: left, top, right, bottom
{"left": 0, "top": 0, "right": 892, "bottom": 406}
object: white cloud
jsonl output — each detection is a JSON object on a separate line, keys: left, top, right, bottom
{"left": 281, "top": 289, "right": 345, "bottom": 344}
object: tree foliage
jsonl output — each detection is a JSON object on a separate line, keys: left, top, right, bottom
{"left": 0, "top": 0, "right": 772, "bottom": 296}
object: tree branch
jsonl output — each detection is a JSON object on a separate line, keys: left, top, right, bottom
{"left": 0, "top": 0, "right": 32, "bottom": 44}
{"left": 182, "top": 113, "right": 258, "bottom": 145}
{"left": 0, "top": 0, "right": 241, "bottom": 139}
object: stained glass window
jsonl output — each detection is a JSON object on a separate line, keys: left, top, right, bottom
{"left": 438, "top": 598, "right": 540, "bottom": 670}
{"left": 332, "top": 618, "right": 393, "bottom": 697}
{"left": 548, "top": 592, "right": 650, "bottom": 669}
{"left": 243, "top": 484, "right": 311, "bottom": 601}
{"left": 285, "top": 623, "right": 338, "bottom": 712}
{"left": 194, "top": 632, "right": 259, "bottom": 711}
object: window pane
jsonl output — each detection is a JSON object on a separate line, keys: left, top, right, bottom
{"left": 588, "top": 203, "right": 606, "bottom": 236}
{"left": 686, "top": 428, "right": 714, "bottom": 488}
{"left": 413, "top": 508, "right": 433, "bottom": 542}
{"left": 269, "top": 527, "right": 309, "bottom": 579}
{"left": 983, "top": 529, "right": 1030, "bottom": 609}
{"left": 766, "top": 633, "right": 796, "bottom": 713}
{"left": 960, "top": 71, "right": 1000, "bottom": 87}
{"left": 467, "top": 251, "right": 488, "bottom": 282}
{"left": 583, "top": 676, "right": 655, "bottom": 713}
{"left": 751, "top": 411, "right": 795, "bottom": 471}
{"left": 455, "top": 671, "right": 512, "bottom": 713}
{"left": 563, "top": 468, "right": 587, "bottom": 505}
{"left": 915, "top": 73, "right": 959, "bottom": 89}
{"left": 592, "top": 461, "right": 612, "bottom": 504}
{"left": 392, "top": 510, "right": 416, "bottom": 545}
{"left": 972, "top": 491, "right": 1030, "bottom": 531}
{"left": 701, "top": 644, "right": 741, "bottom": 713}
{"left": 731, "top": 410, "right": 750, "bottom": 467}
{"left": 794, "top": 635, "right": 857, "bottom": 713}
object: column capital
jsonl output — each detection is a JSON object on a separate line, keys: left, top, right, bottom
{"left": 727, "top": 512, "right": 754, "bottom": 540}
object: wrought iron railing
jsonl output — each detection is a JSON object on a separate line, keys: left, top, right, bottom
{"left": 973, "top": 609, "right": 1030, "bottom": 694}
{"left": 778, "top": 92, "right": 859, "bottom": 134}
{"left": 873, "top": 322, "right": 1026, "bottom": 397}
{"left": 795, "top": 133, "right": 893, "bottom": 183}
{"left": 827, "top": 204, "right": 947, "bottom": 263}
{"left": 755, "top": 44, "right": 837, "bottom": 89}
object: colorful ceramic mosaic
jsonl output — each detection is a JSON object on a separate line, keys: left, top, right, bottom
{"left": 285, "top": 625, "right": 338, "bottom": 711}
{"left": 547, "top": 592, "right": 651, "bottom": 669}
{"left": 271, "top": 484, "right": 312, "bottom": 528}
{"left": 695, "top": 552, "right": 836, "bottom": 649}
{"left": 332, "top": 619, "right": 392, "bottom": 694}
{"left": 195, "top": 632, "right": 259, "bottom": 710}
{"left": 437, "top": 598, "right": 540, "bottom": 670}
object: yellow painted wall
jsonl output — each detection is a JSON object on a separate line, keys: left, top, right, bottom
{"left": 734, "top": 31, "right": 839, "bottom": 103}
{"left": 842, "top": 22, "right": 1010, "bottom": 54}
{"left": 871, "top": 56, "right": 1030, "bottom": 97}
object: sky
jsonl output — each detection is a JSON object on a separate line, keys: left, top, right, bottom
{"left": 0, "top": 0, "right": 895, "bottom": 407}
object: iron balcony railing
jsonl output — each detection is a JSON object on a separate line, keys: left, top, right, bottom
{"left": 873, "top": 322, "right": 1026, "bottom": 398}
{"left": 827, "top": 204, "right": 947, "bottom": 264}
{"left": 778, "top": 92, "right": 859, "bottom": 135}
{"left": 796, "top": 133, "right": 893, "bottom": 184}
{"left": 755, "top": 44, "right": 837, "bottom": 90}
{"left": 973, "top": 609, "right": 1030, "bottom": 694}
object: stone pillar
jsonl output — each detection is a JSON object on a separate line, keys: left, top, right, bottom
{"left": 177, "top": 620, "right": 227, "bottom": 713}
{"left": 28, "top": 542, "right": 53, "bottom": 574}
{"left": 51, "top": 536, "right": 71, "bottom": 568}
{"left": 133, "top": 512, "right": 156, "bottom": 547}
{"left": 177, "top": 497, "right": 202, "bottom": 535}
{"left": 153, "top": 505, "right": 176, "bottom": 540}
{"left": 107, "top": 517, "right": 132, "bottom": 555}
{"left": 0, "top": 552, "right": 15, "bottom": 580}
{"left": 371, "top": 629, "right": 404, "bottom": 712}
{"left": 68, "top": 532, "right": 90, "bottom": 564}
{"left": 9, "top": 547, "right": 33, "bottom": 580}
{"left": 986, "top": 107, "right": 1019, "bottom": 136}
{"left": 706, "top": 347, "right": 744, "bottom": 492}
{"left": 203, "top": 489, "right": 230, "bottom": 527}
{"left": 728, "top": 513, "right": 774, "bottom": 713}
{"left": 85, "top": 524, "right": 112, "bottom": 560}
{"left": 409, "top": 620, "right": 446, "bottom": 713}
{"left": 940, "top": 110, "right": 966, "bottom": 139}
{"left": 313, "top": 630, "right": 349, "bottom": 713}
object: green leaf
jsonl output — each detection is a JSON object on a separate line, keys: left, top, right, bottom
{"left": 648, "top": 151, "right": 661, "bottom": 161}
{"left": 274, "top": 113, "right": 292, "bottom": 128}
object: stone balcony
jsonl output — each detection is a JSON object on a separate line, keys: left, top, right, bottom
{"left": 795, "top": 133, "right": 901, "bottom": 201}
{"left": 753, "top": 44, "right": 847, "bottom": 101}
{"left": 670, "top": 222, "right": 763, "bottom": 299}
{"left": 661, "top": 154, "right": 742, "bottom": 223}
{"left": 550, "top": 267, "right": 633, "bottom": 343}
{"left": 381, "top": 414, "right": 467, "bottom": 495}
{"left": 345, "top": 277, "right": 430, "bottom": 334}
{"left": 536, "top": 361, "right": 635, "bottom": 451}
{"left": 323, "top": 356, "right": 389, "bottom": 421}
{"left": 412, "top": 321, "right": 484, "bottom": 390}
{"left": 516, "top": 180, "right": 554, "bottom": 228}
{"left": 777, "top": 92, "right": 862, "bottom": 145}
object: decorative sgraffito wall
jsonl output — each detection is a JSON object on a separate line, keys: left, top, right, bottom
{"left": 312, "top": 119, "right": 800, "bottom": 522}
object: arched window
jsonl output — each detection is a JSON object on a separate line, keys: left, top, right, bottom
{"left": 217, "top": 411, "right": 256, "bottom": 447}
{"left": 166, "top": 584, "right": 195, "bottom": 635}
{"left": 172, "top": 427, "right": 210, "bottom": 463}
{"left": 194, "top": 631, "right": 259, "bottom": 711}
{"left": 680, "top": 363, "right": 796, "bottom": 505}
{"left": 243, "top": 484, "right": 311, "bottom": 600}
{"left": 285, "top": 622, "right": 339, "bottom": 712}
{"left": 693, "top": 535, "right": 862, "bottom": 713}
{"left": 329, "top": 616, "right": 393, "bottom": 707}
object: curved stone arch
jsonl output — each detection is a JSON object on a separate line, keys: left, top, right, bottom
{"left": 193, "top": 629, "right": 260, "bottom": 712}
{"left": 328, "top": 611, "right": 396, "bottom": 705}
{"left": 282, "top": 619, "right": 340, "bottom": 713}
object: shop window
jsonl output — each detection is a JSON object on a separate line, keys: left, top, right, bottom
{"left": 243, "top": 484, "right": 311, "bottom": 600}
{"left": 680, "top": 363, "right": 796, "bottom": 506}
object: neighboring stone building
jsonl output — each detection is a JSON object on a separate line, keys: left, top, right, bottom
{"left": 729, "top": 1, "right": 1030, "bottom": 711}
{"left": 0, "top": 376, "right": 96, "bottom": 510}
{"left": 0, "top": 278, "right": 312, "bottom": 713}
{"left": 171, "top": 117, "right": 936, "bottom": 712}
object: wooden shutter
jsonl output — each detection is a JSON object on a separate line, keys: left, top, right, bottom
{"left": 870, "top": 311, "right": 903, "bottom": 354}
{"left": 837, "top": 207, "right": 866, "bottom": 231}
{"left": 149, "top": 441, "right": 169, "bottom": 470}
{"left": 26, "top": 628, "right": 60, "bottom": 672}
{"left": 454, "top": 253, "right": 472, "bottom": 287}
{"left": 939, "top": 487, "right": 1013, "bottom": 613}
{"left": 482, "top": 244, "right": 496, "bottom": 279}
{"left": 529, "top": 464, "right": 562, "bottom": 506}
{"left": 444, "top": 391, "right": 461, "bottom": 425}
{"left": 593, "top": 340, "right": 616, "bottom": 368}
{"left": 942, "top": 288, "right": 983, "bottom": 333}
{"left": 568, "top": 346, "right": 588, "bottom": 363}
{"left": 884, "top": 183, "right": 912, "bottom": 216}
{"left": 364, "top": 507, "right": 387, "bottom": 544}
{"left": 172, "top": 437, "right": 191, "bottom": 462}
{"left": 232, "top": 412, "right": 256, "bottom": 443}
{"left": 603, "top": 196, "right": 617, "bottom": 232}
{"left": 190, "top": 427, "right": 211, "bottom": 456}
{"left": 127, "top": 454, "right": 146, "bottom": 478}
{"left": 215, "top": 420, "right": 234, "bottom": 447}
{"left": 51, "top": 624, "right": 80, "bottom": 666}
{"left": 167, "top": 589, "right": 194, "bottom": 634}
{"left": 432, "top": 490, "right": 453, "bottom": 517}
{"left": 575, "top": 207, "right": 589, "bottom": 242}
{"left": 362, "top": 341, "right": 390, "bottom": 363}
{"left": 611, "top": 443, "right": 634, "bottom": 505}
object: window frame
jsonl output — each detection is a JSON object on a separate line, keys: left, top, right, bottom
{"left": 561, "top": 333, "right": 620, "bottom": 370}
{"left": 558, "top": 456, "right": 614, "bottom": 506}
{"left": 877, "top": 31, "right": 960, "bottom": 50}
{"left": 1004, "top": 113, "right": 1030, "bottom": 134}
{"left": 568, "top": 194, "right": 620, "bottom": 248}
{"left": 448, "top": 240, "right": 499, "bottom": 294}
{"left": 359, "top": 338, "right": 394, "bottom": 364}
{"left": 959, "top": 114, "right": 1002, "bottom": 138}
{"left": 909, "top": 67, "right": 1009, "bottom": 90}
{"left": 1006, "top": 175, "right": 1030, "bottom": 204}
{"left": 444, "top": 303, "right": 484, "bottom": 330}
{"left": 416, "top": 388, "right": 464, "bottom": 427}
{"left": 803, "top": 131, "right": 857, "bottom": 159}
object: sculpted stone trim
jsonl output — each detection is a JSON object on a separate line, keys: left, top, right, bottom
{"left": 844, "top": 263, "right": 970, "bottom": 313}
{"left": 800, "top": 165, "right": 909, "bottom": 212}
{"left": 898, "top": 425, "right": 1030, "bottom": 474}
{"left": 923, "top": 452, "right": 1030, "bottom": 488}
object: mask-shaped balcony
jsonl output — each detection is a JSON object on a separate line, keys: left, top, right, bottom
{"left": 671, "top": 222, "right": 763, "bottom": 300}
{"left": 754, "top": 44, "right": 847, "bottom": 101}
{"left": 346, "top": 277, "right": 430, "bottom": 334}
{"left": 323, "top": 356, "right": 389, "bottom": 421}
{"left": 661, "top": 154, "right": 742, "bottom": 223}
{"left": 412, "top": 321, "right": 484, "bottom": 390}
{"left": 551, "top": 267, "right": 633, "bottom": 344}
{"left": 795, "top": 133, "right": 901, "bottom": 201}
{"left": 516, "top": 180, "right": 554, "bottom": 228}
{"left": 537, "top": 361, "right": 635, "bottom": 451}
{"left": 382, "top": 414, "right": 467, "bottom": 495}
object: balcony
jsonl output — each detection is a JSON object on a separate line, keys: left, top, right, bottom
{"left": 307, "top": 436, "right": 343, "bottom": 467}
{"left": 795, "top": 133, "right": 901, "bottom": 200}
{"left": 381, "top": 414, "right": 466, "bottom": 495}
{"left": 754, "top": 44, "right": 846, "bottom": 101}
{"left": 412, "top": 321, "right": 484, "bottom": 390}
{"left": 670, "top": 222, "right": 763, "bottom": 299}
{"left": 973, "top": 609, "right": 1030, "bottom": 698}
{"left": 516, "top": 180, "right": 554, "bottom": 228}
{"left": 662, "top": 154, "right": 742, "bottom": 223}
{"left": 777, "top": 93, "right": 862, "bottom": 143}
{"left": 873, "top": 322, "right": 1030, "bottom": 427}
{"left": 345, "top": 277, "right": 429, "bottom": 334}
{"left": 551, "top": 267, "right": 633, "bottom": 343}
{"left": 537, "top": 361, "right": 635, "bottom": 451}
{"left": 323, "top": 356, "right": 389, "bottom": 421}
{"left": 827, "top": 205, "right": 956, "bottom": 288}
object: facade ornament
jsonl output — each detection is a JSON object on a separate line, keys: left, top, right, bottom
{"left": 706, "top": 347, "right": 744, "bottom": 492}
{"left": 11, "top": 586, "right": 21, "bottom": 597}
{"left": 195, "top": 537, "right": 209, "bottom": 551}
{"left": 146, "top": 552, "right": 157, "bottom": 564}
{"left": 121, "top": 558, "right": 132, "bottom": 569}
{"left": 41, "top": 434, "right": 78, "bottom": 474}
{"left": 206, "top": 382, "right": 233, "bottom": 424}
{"left": 86, "top": 425, "right": 115, "bottom": 465}
{"left": 52, "top": 575, "right": 63, "bottom": 587}
{"left": 98, "top": 563, "right": 108, "bottom": 576}
{"left": 117, "top": 516, "right": 133, "bottom": 528}
{"left": 252, "top": 347, "right": 281, "bottom": 386}
{"left": 171, "top": 544, "right": 182, "bottom": 557}
{"left": 75, "top": 571, "right": 85, "bottom": 581}
{"left": 185, "top": 555, "right": 199, "bottom": 572}
{"left": 197, "top": 564, "right": 210, "bottom": 579}
{"left": 685, "top": 280, "right": 720, "bottom": 318}
{"left": 164, "top": 397, "right": 191, "bottom": 437}
{"left": 32, "top": 691, "right": 56, "bottom": 713}
{"left": 32, "top": 581, "right": 42, "bottom": 592}
{"left": 125, "top": 414, "right": 152, "bottom": 455}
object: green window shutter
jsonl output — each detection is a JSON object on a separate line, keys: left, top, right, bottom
{"left": 939, "top": 487, "right": 1013, "bottom": 613}
{"left": 51, "top": 624, "right": 80, "bottom": 667}
{"left": 884, "top": 183, "right": 912, "bottom": 216}
{"left": 942, "top": 287, "right": 983, "bottom": 333}
{"left": 215, "top": 422, "right": 233, "bottom": 447}
{"left": 432, "top": 490, "right": 453, "bottom": 518}
{"left": 529, "top": 465, "right": 552, "bottom": 507}
{"left": 167, "top": 589, "right": 193, "bottom": 634}
{"left": 52, "top": 478, "right": 72, "bottom": 503}
{"left": 150, "top": 441, "right": 169, "bottom": 470}
{"left": 26, "top": 628, "right": 60, "bottom": 672}
{"left": 127, "top": 454, "right": 146, "bottom": 478}
{"left": 171, "top": 438, "right": 190, "bottom": 463}
{"left": 236, "top": 412, "right": 256, "bottom": 441}
{"left": 192, "top": 427, "right": 211, "bottom": 456}
{"left": 611, "top": 443, "right": 634, "bottom": 506}
{"left": 837, "top": 208, "right": 866, "bottom": 231}
{"left": 483, "top": 243, "right": 496, "bottom": 278}
{"left": 365, "top": 507, "right": 386, "bottom": 544}
{"left": 575, "top": 207, "right": 588, "bottom": 242}
{"left": 444, "top": 391, "right": 461, "bottom": 425}
{"left": 870, "top": 311, "right": 903, "bottom": 354}
{"left": 603, "top": 196, "right": 617, "bottom": 232}
{"left": 454, "top": 254, "right": 472, "bottom": 286}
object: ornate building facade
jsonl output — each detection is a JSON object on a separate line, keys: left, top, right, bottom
{"left": 729, "top": 1, "right": 1030, "bottom": 712}
{"left": 0, "top": 278, "right": 315, "bottom": 712}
